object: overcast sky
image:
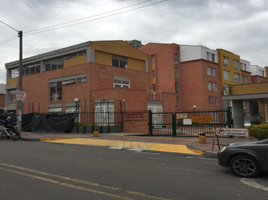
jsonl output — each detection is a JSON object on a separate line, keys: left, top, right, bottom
{"left": 0, "top": 0, "right": 268, "bottom": 83}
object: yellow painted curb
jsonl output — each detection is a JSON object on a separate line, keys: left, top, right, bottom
{"left": 40, "top": 138, "right": 74, "bottom": 142}
{"left": 186, "top": 146, "right": 204, "bottom": 155}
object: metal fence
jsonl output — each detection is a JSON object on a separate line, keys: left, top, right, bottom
{"left": 149, "top": 108, "right": 232, "bottom": 137}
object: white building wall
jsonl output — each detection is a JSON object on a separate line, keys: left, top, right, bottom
{"left": 180, "top": 45, "right": 218, "bottom": 63}
{"left": 250, "top": 65, "right": 266, "bottom": 77}
{"left": 240, "top": 59, "right": 251, "bottom": 72}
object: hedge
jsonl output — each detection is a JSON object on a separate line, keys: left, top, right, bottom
{"left": 247, "top": 124, "right": 268, "bottom": 140}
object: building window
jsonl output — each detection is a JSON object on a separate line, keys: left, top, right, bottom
{"left": 265, "top": 99, "right": 268, "bottom": 122}
{"left": 175, "top": 82, "right": 179, "bottom": 93}
{"left": 223, "top": 56, "right": 229, "bottom": 67}
{"left": 65, "top": 53, "right": 76, "bottom": 60}
{"left": 174, "top": 53, "right": 178, "bottom": 64}
{"left": 208, "top": 82, "right": 217, "bottom": 91}
{"left": 241, "top": 63, "right": 246, "bottom": 71}
{"left": 223, "top": 70, "right": 230, "bottom": 81}
{"left": 209, "top": 112, "right": 219, "bottom": 123}
{"left": 234, "top": 73, "right": 240, "bottom": 83}
{"left": 62, "top": 79, "right": 75, "bottom": 85}
{"left": 233, "top": 60, "right": 239, "bottom": 70}
{"left": 260, "top": 69, "right": 265, "bottom": 77}
{"left": 207, "top": 52, "right": 211, "bottom": 60}
{"left": 223, "top": 84, "right": 229, "bottom": 95}
{"left": 208, "top": 82, "right": 212, "bottom": 91}
{"left": 176, "top": 97, "right": 179, "bottom": 108}
{"left": 151, "top": 55, "right": 155, "bottom": 65}
{"left": 175, "top": 68, "right": 178, "bottom": 79}
{"left": 209, "top": 96, "right": 218, "bottom": 106}
{"left": 78, "top": 51, "right": 86, "bottom": 56}
{"left": 207, "top": 67, "right": 211, "bottom": 76}
{"left": 152, "top": 84, "right": 155, "bottom": 91}
{"left": 23, "top": 63, "right": 41, "bottom": 76}
{"left": 49, "top": 81, "right": 62, "bottom": 101}
{"left": 11, "top": 69, "right": 19, "bottom": 78}
{"left": 242, "top": 75, "right": 248, "bottom": 83}
{"left": 207, "top": 67, "right": 216, "bottom": 77}
{"left": 112, "top": 55, "right": 127, "bottom": 68}
{"left": 152, "top": 70, "right": 155, "bottom": 78}
{"left": 113, "top": 76, "right": 130, "bottom": 88}
{"left": 77, "top": 77, "right": 87, "bottom": 83}
{"left": 211, "top": 54, "right": 215, "bottom": 62}
{"left": 8, "top": 91, "right": 16, "bottom": 105}
{"left": 44, "top": 57, "right": 63, "bottom": 71}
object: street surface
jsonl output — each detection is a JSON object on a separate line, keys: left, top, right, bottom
{"left": 0, "top": 140, "right": 267, "bottom": 200}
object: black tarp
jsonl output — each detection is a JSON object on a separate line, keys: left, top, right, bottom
{"left": 22, "top": 113, "right": 35, "bottom": 131}
{"left": 27, "top": 113, "right": 77, "bottom": 134}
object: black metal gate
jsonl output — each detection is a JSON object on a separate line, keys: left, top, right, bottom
{"left": 149, "top": 108, "right": 232, "bottom": 137}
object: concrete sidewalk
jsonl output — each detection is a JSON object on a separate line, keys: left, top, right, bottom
{"left": 19, "top": 132, "right": 252, "bottom": 157}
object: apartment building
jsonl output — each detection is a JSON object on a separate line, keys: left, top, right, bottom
{"left": 139, "top": 43, "right": 179, "bottom": 112}
{"left": 5, "top": 41, "right": 150, "bottom": 116}
{"left": 250, "top": 65, "right": 267, "bottom": 83}
{"left": 180, "top": 45, "right": 222, "bottom": 110}
{"left": 0, "top": 83, "right": 5, "bottom": 109}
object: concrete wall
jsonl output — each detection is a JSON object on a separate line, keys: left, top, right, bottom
{"left": 250, "top": 65, "right": 266, "bottom": 77}
{"left": 180, "top": 45, "right": 218, "bottom": 63}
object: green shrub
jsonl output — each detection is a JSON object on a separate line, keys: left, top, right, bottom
{"left": 247, "top": 124, "right": 268, "bottom": 140}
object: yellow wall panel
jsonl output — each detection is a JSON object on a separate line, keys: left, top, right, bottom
{"left": 64, "top": 55, "right": 87, "bottom": 67}
{"left": 8, "top": 104, "right": 16, "bottom": 108}
{"left": 259, "top": 99, "right": 267, "bottom": 124}
{"left": 218, "top": 49, "right": 241, "bottom": 88}
{"left": 152, "top": 64, "right": 155, "bottom": 70}
{"left": 91, "top": 41, "right": 148, "bottom": 61}
{"left": 127, "top": 58, "right": 144, "bottom": 71}
{"left": 7, "top": 78, "right": 17, "bottom": 86}
{"left": 95, "top": 51, "right": 112, "bottom": 66}
{"left": 152, "top": 78, "right": 156, "bottom": 84}
{"left": 230, "top": 82, "right": 268, "bottom": 94}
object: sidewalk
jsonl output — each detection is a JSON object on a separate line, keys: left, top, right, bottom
{"left": 20, "top": 132, "right": 251, "bottom": 157}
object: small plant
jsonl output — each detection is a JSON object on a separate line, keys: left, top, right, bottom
{"left": 247, "top": 124, "right": 268, "bottom": 140}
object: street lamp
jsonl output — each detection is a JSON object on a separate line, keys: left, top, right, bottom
{"left": 74, "top": 98, "right": 79, "bottom": 113}
{"left": 193, "top": 105, "right": 196, "bottom": 111}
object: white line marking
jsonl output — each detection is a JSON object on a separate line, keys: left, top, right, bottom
{"left": 128, "top": 146, "right": 149, "bottom": 152}
{"left": 240, "top": 178, "right": 268, "bottom": 192}
{"left": 186, "top": 156, "right": 217, "bottom": 161}
{"left": 108, "top": 144, "right": 129, "bottom": 150}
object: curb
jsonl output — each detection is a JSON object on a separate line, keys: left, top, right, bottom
{"left": 20, "top": 137, "right": 40, "bottom": 141}
{"left": 186, "top": 142, "right": 217, "bottom": 158}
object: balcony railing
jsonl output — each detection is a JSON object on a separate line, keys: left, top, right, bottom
{"left": 147, "top": 90, "right": 162, "bottom": 101}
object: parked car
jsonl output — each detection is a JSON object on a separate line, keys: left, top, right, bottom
{"left": 218, "top": 139, "right": 268, "bottom": 178}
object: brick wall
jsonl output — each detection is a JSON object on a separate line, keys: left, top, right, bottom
{"left": 251, "top": 75, "right": 267, "bottom": 83}
{"left": 0, "top": 94, "right": 5, "bottom": 108}
{"left": 180, "top": 59, "right": 222, "bottom": 110}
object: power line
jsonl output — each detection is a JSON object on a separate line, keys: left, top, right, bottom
{"left": 0, "top": 20, "right": 19, "bottom": 32}
{"left": 24, "top": 0, "right": 167, "bottom": 36}
{"left": 0, "top": 35, "right": 17, "bottom": 44}
{"left": 0, "top": 35, "right": 17, "bottom": 47}
{"left": 25, "top": 0, "right": 153, "bottom": 34}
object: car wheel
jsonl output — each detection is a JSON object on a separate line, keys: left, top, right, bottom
{"left": 230, "top": 155, "right": 261, "bottom": 178}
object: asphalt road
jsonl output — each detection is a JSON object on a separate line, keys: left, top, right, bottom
{"left": 0, "top": 140, "right": 267, "bottom": 200}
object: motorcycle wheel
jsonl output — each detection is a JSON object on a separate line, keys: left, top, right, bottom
{"left": 0, "top": 131, "right": 5, "bottom": 140}
{"left": 10, "top": 130, "right": 19, "bottom": 141}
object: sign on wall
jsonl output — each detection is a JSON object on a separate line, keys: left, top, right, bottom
{"left": 192, "top": 116, "right": 213, "bottom": 123}
{"left": 16, "top": 89, "right": 26, "bottom": 101}
{"left": 216, "top": 128, "right": 248, "bottom": 137}
{"left": 176, "top": 113, "right": 188, "bottom": 120}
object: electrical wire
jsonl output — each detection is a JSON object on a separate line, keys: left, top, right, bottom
{"left": 24, "top": 0, "right": 153, "bottom": 34}
{"left": 0, "top": 35, "right": 17, "bottom": 47}
{"left": 24, "top": 0, "right": 167, "bottom": 36}
{"left": 0, "top": 35, "right": 17, "bottom": 44}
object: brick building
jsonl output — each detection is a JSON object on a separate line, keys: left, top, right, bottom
{"left": 0, "top": 83, "right": 5, "bottom": 109}
{"left": 5, "top": 41, "right": 151, "bottom": 115}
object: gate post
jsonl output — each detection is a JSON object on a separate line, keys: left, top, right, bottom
{"left": 108, "top": 111, "right": 110, "bottom": 133}
{"left": 172, "top": 113, "right": 176, "bottom": 137}
{"left": 149, "top": 110, "right": 153, "bottom": 136}
{"left": 227, "top": 107, "right": 232, "bottom": 128}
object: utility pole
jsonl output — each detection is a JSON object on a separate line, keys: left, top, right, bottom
{"left": 0, "top": 21, "right": 23, "bottom": 135}
{"left": 17, "top": 31, "right": 23, "bottom": 135}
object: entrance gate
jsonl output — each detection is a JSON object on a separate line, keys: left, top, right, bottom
{"left": 149, "top": 108, "right": 232, "bottom": 137}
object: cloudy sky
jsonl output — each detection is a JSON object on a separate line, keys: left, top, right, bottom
{"left": 0, "top": 0, "right": 268, "bottom": 83}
